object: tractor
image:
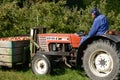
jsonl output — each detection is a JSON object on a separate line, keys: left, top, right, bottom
{"left": 30, "top": 28, "right": 120, "bottom": 80}
{"left": 0, "top": 27, "right": 119, "bottom": 80}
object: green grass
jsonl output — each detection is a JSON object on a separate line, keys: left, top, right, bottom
{"left": 0, "top": 66, "right": 88, "bottom": 80}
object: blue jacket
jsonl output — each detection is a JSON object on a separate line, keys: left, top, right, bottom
{"left": 88, "top": 14, "right": 109, "bottom": 37}
{"left": 80, "top": 14, "right": 109, "bottom": 45}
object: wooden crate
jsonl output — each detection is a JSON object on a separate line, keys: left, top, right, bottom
{"left": 0, "top": 37, "right": 30, "bottom": 67}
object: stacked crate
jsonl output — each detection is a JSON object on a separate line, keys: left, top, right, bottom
{"left": 0, "top": 36, "right": 30, "bottom": 67}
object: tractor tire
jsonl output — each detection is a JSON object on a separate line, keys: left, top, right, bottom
{"left": 31, "top": 53, "right": 51, "bottom": 75}
{"left": 83, "top": 40, "right": 119, "bottom": 80}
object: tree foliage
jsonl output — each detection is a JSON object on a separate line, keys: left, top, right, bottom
{"left": 0, "top": 0, "right": 120, "bottom": 37}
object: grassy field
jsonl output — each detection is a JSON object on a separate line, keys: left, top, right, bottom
{"left": 0, "top": 66, "right": 88, "bottom": 80}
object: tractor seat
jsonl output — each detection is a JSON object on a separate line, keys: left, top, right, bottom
{"left": 105, "top": 29, "right": 117, "bottom": 35}
{"left": 105, "top": 29, "right": 120, "bottom": 38}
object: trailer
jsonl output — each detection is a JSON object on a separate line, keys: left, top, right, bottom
{"left": 0, "top": 36, "right": 30, "bottom": 67}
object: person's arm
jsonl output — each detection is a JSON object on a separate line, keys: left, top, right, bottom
{"left": 88, "top": 19, "right": 99, "bottom": 37}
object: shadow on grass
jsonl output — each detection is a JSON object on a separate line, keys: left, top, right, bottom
{"left": 50, "top": 61, "right": 86, "bottom": 78}
{"left": 50, "top": 61, "right": 66, "bottom": 76}
{"left": 74, "top": 65, "right": 87, "bottom": 78}
{"left": 0, "top": 63, "right": 30, "bottom": 72}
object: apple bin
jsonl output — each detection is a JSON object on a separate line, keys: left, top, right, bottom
{"left": 0, "top": 36, "right": 30, "bottom": 67}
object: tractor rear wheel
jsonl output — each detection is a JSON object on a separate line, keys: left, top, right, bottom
{"left": 31, "top": 53, "right": 51, "bottom": 75}
{"left": 83, "top": 40, "right": 119, "bottom": 80}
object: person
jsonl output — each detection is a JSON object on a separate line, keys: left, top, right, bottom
{"left": 79, "top": 8, "right": 109, "bottom": 45}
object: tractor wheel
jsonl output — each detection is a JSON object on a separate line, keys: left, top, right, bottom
{"left": 31, "top": 53, "right": 51, "bottom": 75}
{"left": 83, "top": 40, "right": 119, "bottom": 80}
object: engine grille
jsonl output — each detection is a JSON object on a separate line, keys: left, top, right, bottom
{"left": 38, "top": 37, "right": 48, "bottom": 51}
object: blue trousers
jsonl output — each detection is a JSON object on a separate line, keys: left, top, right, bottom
{"left": 79, "top": 35, "right": 90, "bottom": 46}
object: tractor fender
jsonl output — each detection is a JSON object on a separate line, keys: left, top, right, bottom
{"left": 76, "top": 34, "right": 120, "bottom": 65}
{"left": 82, "top": 34, "right": 120, "bottom": 45}
{"left": 102, "top": 34, "right": 120, "bottom": 43}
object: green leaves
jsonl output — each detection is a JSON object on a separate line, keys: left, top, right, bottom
{"left": 0, "top": 0, "right": 120, "bottom": 37}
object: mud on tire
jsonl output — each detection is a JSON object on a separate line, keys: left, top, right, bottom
{"left": 83, "top": 40, "right": 119, "bottom": 80}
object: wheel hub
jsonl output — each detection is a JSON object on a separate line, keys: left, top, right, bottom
{"left": 99, "top": 59, "right": 106, "bottom": 66}
{"left": 95, "top": 53, "right": 112, "bottom": 72}
{"left": 35, "top": 59, "right": 47, "bottom": 74}
{"left": 40, "top": 63, "right": 44, "bottom": 69}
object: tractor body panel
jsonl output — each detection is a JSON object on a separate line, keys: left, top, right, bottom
{"left": 37, "top": 33, "right": 81, "bottom": 52}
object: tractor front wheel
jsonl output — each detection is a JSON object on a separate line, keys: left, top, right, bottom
{"left": 31, "top": 53, "right": 51, "bottom": 75}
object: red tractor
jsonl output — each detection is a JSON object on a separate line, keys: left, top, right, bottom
{"left": 31, "top": 28, "right": 120, "bottom": 80}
